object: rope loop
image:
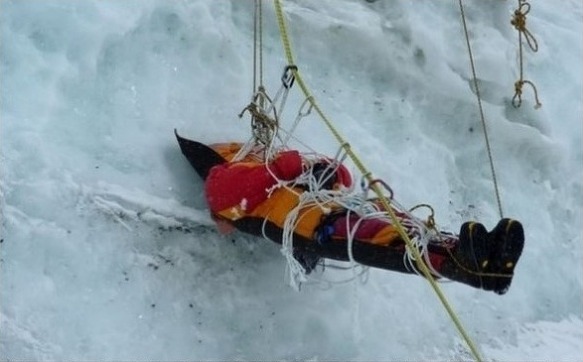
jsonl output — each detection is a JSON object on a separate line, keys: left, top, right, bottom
{"left": 446, "top": 248, "right": 515, "bottom": 279}
{"left": 512, "top": 79, "right": 542, "bottom": 109}
{"left": 298, "top": 96, "right": 314, "bottom": 117}
{"left": 511, "top": 1, "right": 538, "bottom": 52}
{"left": 409, "top": 203, "right": 436, "bottom": 229}
{"left": 522, "top": 28, "right": 538, "bottom": 53}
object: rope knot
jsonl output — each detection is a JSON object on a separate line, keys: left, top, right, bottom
{"left": 511, "top": 10, "right": 526, "bottom": 32}
{"left": 512, "top": 1, "right": 538, "bottom": 52}
{"left": 512, "top": 79, "right": 542, "bottom": 109}
{"left": 511, "top": 0, "right": 540, "bottom": 109}
{"left": 514, "top": 80, "right": 523, "bottom": 96}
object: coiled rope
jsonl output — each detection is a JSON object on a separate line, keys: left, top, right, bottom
{"left": 273, "top": 1, "right": 483, "bottom": 360}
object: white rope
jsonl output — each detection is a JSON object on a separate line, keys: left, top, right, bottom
{"left": 389, "top": 199, "right": 458, "bottom": 279}
{"left": 280, "top": 192, "right": 314, "bottom": 290}
{"left": 232, "top": 135, "right": 258, "bottom": 162}
{"left": 275, "top": 148, "right": 356, "bottom": 288}
{"left": 274, "top": 149, "right": 386, "bottom": 288}
{"left": 235, "top": 76, "right": 458, "bottom": 287}
{"left": 283, "top": 96, "right": 313, "bottom": 146}
{"left": 260, "top": 146, "right": 457, "bottom": 289}
{"left": 236, "top": 77, "right": 295, "bottom": 161}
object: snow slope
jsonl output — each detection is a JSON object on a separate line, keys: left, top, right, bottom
{"left": 1, "top": 0, "right": 582, "bottom": 360}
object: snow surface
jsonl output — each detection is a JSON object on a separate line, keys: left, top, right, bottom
{"left": 1, "top": 0, "right": 582, "bottom": 360}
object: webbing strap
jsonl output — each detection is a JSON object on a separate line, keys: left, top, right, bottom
{"left": 273, "top": 1, "right": 483, "bottom": 361}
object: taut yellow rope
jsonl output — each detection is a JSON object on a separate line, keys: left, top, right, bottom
{"left": 273, "top": 1, "right": 483, "bottom": 360}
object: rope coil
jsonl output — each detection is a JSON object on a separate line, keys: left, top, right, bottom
{"left": 238, "top": 88, "right": 279, "bottom": 147}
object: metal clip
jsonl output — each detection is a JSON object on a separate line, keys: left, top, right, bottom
{"left": 367, "top": 178, "right": 394, "bottom": 200}
{"left": 281, "top": 65, "right": 298, "bottom": 89}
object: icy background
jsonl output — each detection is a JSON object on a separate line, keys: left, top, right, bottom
{"left": 1, "top": 0, "right": 582, "bottom": 360}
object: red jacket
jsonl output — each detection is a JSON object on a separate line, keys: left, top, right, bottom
{"left": 205, "top": 150, "right": 303, "bottom": 213}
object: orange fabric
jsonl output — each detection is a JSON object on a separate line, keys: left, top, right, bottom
{"left": 210, "top": 143, "right": 262, "bottom": 163}
{"left": 214, "top": 185, "right": 324, "bottom": 240}
{"left": 209, "top": 143, "right": 401, "bottom": 246}
{"left": 248, "top": 187, "right": 324, "bottom": 239}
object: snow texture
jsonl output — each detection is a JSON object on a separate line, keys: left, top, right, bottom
{"left": 1, "top": 0, "right": 582, "bottom": 360}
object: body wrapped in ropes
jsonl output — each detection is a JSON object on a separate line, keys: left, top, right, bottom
{"left": 176, "top": 132, "right": 525, "bottom": 295}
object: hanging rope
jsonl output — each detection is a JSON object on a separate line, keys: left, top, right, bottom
{"left": 252, "top": 0, "right": 264, "bottom": 92}
{"left": 248, "top": 0, "right": 272, "bottom": 147}
{"left": 273, "top": 1, "right": 483, "bottom": 360}
{"left": 458, "top": 0, "right": 504, "bottom": 221}
{"left": 243, "top": 0, "right": 285, "bottom": 154}
{"left": 511, "top": 0, "right": 542, "bottom": 108}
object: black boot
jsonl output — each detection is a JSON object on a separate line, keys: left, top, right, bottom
{"left": 438, "top": 221, "right": 495, "bottom": 291}
{"left": 486, "top": 218, "right": 525, "bottom": 294}
{"left": 438, "top": 219, "right": 524, "bottom": 294}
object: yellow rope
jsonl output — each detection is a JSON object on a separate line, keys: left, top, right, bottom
{"left": 458, "top": 0, "right": 504, "bottom": 221}
{"left": 273, "top": 1, "right": 483, "bottom": 360}
{"left": 511, "top": 0, "right": 542, "bottom": 109}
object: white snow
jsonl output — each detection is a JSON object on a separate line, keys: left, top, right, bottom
{"left": 1, "top": 0, "right": 582, "bottom": 360}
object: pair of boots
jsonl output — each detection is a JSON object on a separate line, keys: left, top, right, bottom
{"left": 439, "top": 218, "right": 525, "bottom": 295}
